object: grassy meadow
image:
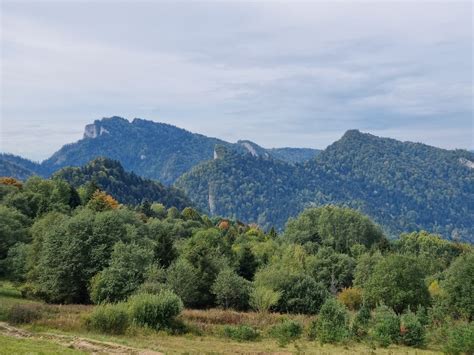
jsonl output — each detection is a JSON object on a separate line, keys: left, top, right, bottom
{"left": 0, "top": 281, "right": 443, "bottom": 355}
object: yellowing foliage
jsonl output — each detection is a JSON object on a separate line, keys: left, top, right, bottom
{"left": 0, "top": 177, "right": 22, "bottom": 189}
{"left": 87, "top": 190, "right": 119, "bottom": 211}
{"left": 428, "top": 280, "right": 444, "bottom": 299}
{"left": 337, "top": 287, "right": 363, "bottom": 311}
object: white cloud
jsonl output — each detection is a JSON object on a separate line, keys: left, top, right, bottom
{"left": 0, "top": 1, "right": 472, "bottom": 160}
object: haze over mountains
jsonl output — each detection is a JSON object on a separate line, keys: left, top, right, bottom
{"left": 1, "top": 116, "right": 473, "bottom": 242}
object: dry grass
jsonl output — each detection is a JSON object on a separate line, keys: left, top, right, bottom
{"left": 0, "top": 281, "right": 443, "bottom": 354}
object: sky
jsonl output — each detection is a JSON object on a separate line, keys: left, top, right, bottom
{"left": 1, "top": 0, "right": 473, "bottom": 161}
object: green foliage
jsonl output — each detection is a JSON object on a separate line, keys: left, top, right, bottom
{"left": 165, "top": 258, "right": 200, "bottom": 307}
{"left": 278, "top": 274, "right": 329, "bottom": 314}
{"left": 351, "top": 302, "right": 371, "bottom": 339}
{"left": 396, "top": 231, "right": 464, "bottom": 275}
{"left": 236, "top": 245, "right": 258, "bottom": 280}
{"left": 4, "top": 242, "right": 29, "bottom": 282}
{"left": 177, "top": 130, "right": 474, "bottom": 241}
{"left": 313, "top": 298, "right": 350, "bottom": 344}
{"left": 308, "top": 247, "right": 355, "bottom": 294}
{"left": 399, "top": 309, "right": 425, "bottom": 347}
{"left": 211, "top": 269, "right": 251, "bottom": 310}
{"left": 86, "top": 303, "right": 129, "bottom": 334}
{"left": 90, "top": 242, "right": 153, "bottom": 304}
{"left": 33, "top": 211, "right": 93, "bottom": 303}
{"left": 249, "top": 286, "right": 281, "bottom": 313}
{"left": 269, "top": 319, "right": 303, "bottom": 346}
{"left": 54, "top": 157, "right": 191, "bottom": 209}
{"left": 364, "top": 254, "right": 430, "bottom": 313}
{"left": 0, "top": 205, "right": 30, "bottom": 263}
{"left": 353, "top": 251, "right": 382, "bottom": 287}
{"left": 128, "top": 290, "right": 183, "bottom": 330}
{"left": 222, "top": 325, "right": 259, "bottom": 342}
{"left": 369, "top": 305, "right": 400, "bottom": 347}
{"left": 443, "top": 253, "right": 474, "bottom": 319}
{"left": 443, "top": 322, "right": 474, "bottom": 355}
{"left": 148, "top": 218, "right": 177, "bottom": 267}
{"left": 284, "top": 206, "right": 386, "bottom": 253}
{"left": 181, "top": 229, "right": 229, "bottom": 307}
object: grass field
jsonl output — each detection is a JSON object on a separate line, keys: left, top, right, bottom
{"left": 0, "top": 281, "right": 442, "bottom": 354}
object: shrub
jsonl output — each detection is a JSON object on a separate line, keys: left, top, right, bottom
{"left": 222, "top": 325, "right": 259, "bottom": 342}
{"left": 89, "top": 242, "right": 153, "bottom": 304}
{"left": 351, "top": 302, "right": 371, "bottom": 339}
{"left": 364, "top": 254, "right": 429, "bottom": 313}
{"left": 86, "top": 303, "right": 129, "bottom": 334}
{"left": 443, "top": 322, "right": 474, "bottom": 355}
{"left": 279, "top": 274, "right": 329, "bottom": 314}
{"left": 337, "top": 287, "right": 363, "bottom": 311}
{"left": 443, "top": 253, "right": 474, "bottom": 319}
{"left": 211, "top": 269, "right": 251, "bottom": 310}
{"left": 400, "top": 309, "right": 425, "bottom": 347}
{"left": 165, "top": 258, "right": 200, "bottom": 307}
{"left": 249, "top": 286, "right": 281, "bottom": 313}
{"left": 128, "top": 290, "right": 183, "bottom": 330}
{"left": 6, "top": 304, "right": 42, "bottom": 325}
{"left": 369, "top": 305, "right": 400, "bottom": 347}
{"left": 313, "top": 298, "right": 350, "bottom": 344}
{"left": 269, "top": 319, "right": 303, "bottom": 347}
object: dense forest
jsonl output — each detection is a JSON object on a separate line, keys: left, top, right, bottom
{"left": 0, "top": 175, "right": 473, "bottom": 352}
{"left": 177, "top": 130, "right": 474, "bottom": 241}
{"left": 53, "top": 157, "right": 191, "bottom": 209}
{"left": 2, "top": 117, "right": 317, "bottom": 184}
{"left": 1, "top": 117, "right": 473, "bottom": 242}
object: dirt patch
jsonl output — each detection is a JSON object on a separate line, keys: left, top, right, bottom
{"left": 0, "top": 322, "right": 162, "bottom": 354}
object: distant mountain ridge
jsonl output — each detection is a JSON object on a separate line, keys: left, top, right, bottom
{"left": 2, "top": 116, "right": 319, "bottom": 184}
{"left": 1, "top": 116, "right": 472, "bottom": 242}
{"left": 176, "top": 130, "right": 474, "bottom": 242}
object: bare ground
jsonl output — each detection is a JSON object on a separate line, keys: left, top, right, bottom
{"left": 0, "top": 322, "right": 162, "bottom": 355}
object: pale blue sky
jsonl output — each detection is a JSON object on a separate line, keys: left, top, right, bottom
{"left": 1, "top": 1, "right": 472, "bottom": 161}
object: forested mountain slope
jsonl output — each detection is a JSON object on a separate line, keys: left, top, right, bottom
{"left": 42, "top": 117, "right": 231, "bottom": 184}
{"left": 54, "top": 157, "right": 191, "bottom": 209}
{"left": 0, "top": 154, "right": 46, "bottom": 179}
{"left": 38, "top": 117, "right": 318, "bottom": 183}
{"left": 176, "top": 130, "right": 474, "bottom": 241}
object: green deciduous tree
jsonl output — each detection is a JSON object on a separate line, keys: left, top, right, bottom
{"left": 364, "top": 254, "right": 429, "bottom": 313}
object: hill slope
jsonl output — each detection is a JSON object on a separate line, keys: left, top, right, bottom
{"left": 43, "top": 117, "right": 231, "bottom": 184}
{"left": 0, "top": 154, "right": 45, "bottom": 179}
{"left": 54, "top": 157, "right": 192, "bottom": 209}
{"left": 39, "top": 117, "right": 318, "bottom": 183}
{"left": 176, "top": 130, "right": 474, "bottom": 241}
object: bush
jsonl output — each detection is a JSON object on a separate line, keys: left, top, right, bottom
{"left": 400, "top": 309, "right": 425, "bottom": 347}
{"left": 337, "top": 287, "right": 363, "bottom": 311}
{"left": 269, "top": 319, "right": 303, "bottom": 346}
{"left": 6, "top": 304, "right": 42, "bottom": 325}
{"left": 211, "top": 269, "right": 251, "bottom": 310}
{"left": 443, "top": 253, "right": 474, "bottom": 319}
{"left": 128, "top": 290, "right": 183, "bottom": 330}
{"left": 443, "top": 322, "right": 474, "bottom": 355}
{"left": 351, "top": 302, "right": 371, "bottom": 339}
{"left": 369, "top": 305, "right": 400, "bottom": 347}
{"left": 364, "top": 254, "right": 429, "bottom": 313}
{"left": 86, "top": 303, "right": 129, "bottom": 334}
{"left": 279, "top": 274, "right": 329, "bottom": 314}
{"left": 313, "top": 298, "right": 350, "bottom": 344}
{"left": 222, "top": 325, "right": 259, "bottom": 342}
{"left": 249, "top": 286, "right": 281, "bottom": 313}
{"left": 165, "top": 258, "right": 200, "bottom": 307}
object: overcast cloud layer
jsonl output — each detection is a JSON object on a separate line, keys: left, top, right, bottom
{"left": 1, "top": 1, "right": 472, "bottom": 161}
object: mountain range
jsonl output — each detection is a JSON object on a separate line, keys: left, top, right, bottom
{"left": 1, "top": 116, "right": 473, "bottom": 242}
